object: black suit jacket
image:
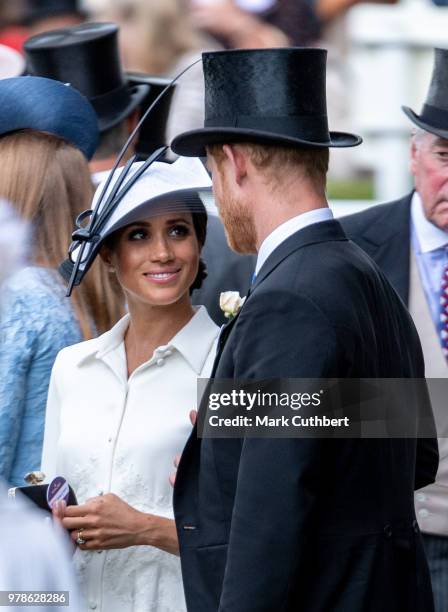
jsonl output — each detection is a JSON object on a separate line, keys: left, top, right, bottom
{"left": 192, "top": 215, "right": 256, "bottom": 325}
{"left": 174, "top": 219, "right": 438, "bottom": 612}
{"left": 340, "top": 194, "right": 412, "bottom": 304}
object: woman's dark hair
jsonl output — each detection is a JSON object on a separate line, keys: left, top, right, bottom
{"left": 190, "top": 207, "right": 208, "bottom": 294}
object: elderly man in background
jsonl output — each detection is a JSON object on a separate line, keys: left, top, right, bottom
{"left": 342, "top": 47, "right": 448, "bottom": 612}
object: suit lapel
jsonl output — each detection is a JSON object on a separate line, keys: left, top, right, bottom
{"left": 209, "top": 220, "right": 348, "bottom": 378}
{"left": 210, "top": 310, "right": 242, "bottom": 378}
{"left": 252, "top": 219, "right": 348, "bottom": 292}
{"left": 351, "top": 195, "right": 411, "bottom": 304}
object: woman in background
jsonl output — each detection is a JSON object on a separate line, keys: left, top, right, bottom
{"left": 0, "top": 76, "right": 124, "bottom": 486}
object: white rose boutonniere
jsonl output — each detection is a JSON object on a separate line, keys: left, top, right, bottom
{"left": 220, "top": 291, "right": 246, "bottom": 320}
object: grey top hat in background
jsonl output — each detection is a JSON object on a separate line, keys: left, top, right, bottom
{"left": 402, "top": 48, "right": 448, "bottom": 139}
{"left": 24, "top": 22, "right": 149, "bottom": 132}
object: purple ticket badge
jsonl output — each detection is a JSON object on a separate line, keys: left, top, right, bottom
{"left": 46, "top": 476, "right": 70, "bottom": 509}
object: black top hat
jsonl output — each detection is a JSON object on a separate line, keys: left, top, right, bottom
{"left": 126, "top": 73, "right": 176, "bottom": 159}
{"left": 402, "top": 48, "right": 448, "bottom": 139}
{"left": 23, "top": 0, "right": 84, "bottom": 25}
{"left": 24, "top": 22, "right": 149, "bottom": 132}
{"left": 171, "top": 48, "right": 362, "bottom": 157}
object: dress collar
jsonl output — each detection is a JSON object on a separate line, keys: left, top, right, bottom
{"left": 76, "top": 306, "right": 218, "bottom": 375}
{"left": 411, "top": 191, "right": 448, "bottom": 253}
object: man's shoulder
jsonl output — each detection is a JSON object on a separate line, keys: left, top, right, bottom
{"left": 340, "top": 195, "right": 411, "bottom": 240}
{"left": 251, "top": 226, "right": 401, "bottom": 316}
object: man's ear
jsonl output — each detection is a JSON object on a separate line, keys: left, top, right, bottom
{"left": 410, "top": 136, "right": 418, "bottom": 178}
{"left": 222, "top": 144, "right": 248, "bottom": 186}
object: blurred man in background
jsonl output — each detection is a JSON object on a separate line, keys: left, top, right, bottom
{"left": 24, "top": 22, "right": 148, "bottom": 185}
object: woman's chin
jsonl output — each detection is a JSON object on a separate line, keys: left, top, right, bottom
{"left": 132, "top": 285, "right": 191, "bottom": 308}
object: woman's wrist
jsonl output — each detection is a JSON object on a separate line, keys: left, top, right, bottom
{"left": 135, "top": 512, "right": 179, "bottom": 555}
{"left": 134, "top": 511, "right": 156, "bottom": 546}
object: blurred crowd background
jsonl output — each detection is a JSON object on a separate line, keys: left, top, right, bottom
{"left": 0, "top": 0, "right": 447, "bottom": 210}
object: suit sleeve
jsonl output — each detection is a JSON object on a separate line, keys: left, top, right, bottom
{"left": 415, "top": 438, "right": 439, "bottom": 490}
{"left": 414, "top": 381, "right": 439, "bottom": 490}
{"left": 218, "top": 290, "right": 341, "bottom": 611}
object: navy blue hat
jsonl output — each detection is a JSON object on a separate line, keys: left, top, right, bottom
{"left": 0, "top": 76, "right": 98, "bottom": 159}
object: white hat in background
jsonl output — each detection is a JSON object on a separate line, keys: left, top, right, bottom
{"left": 0, "top": 44, "right": 25, "bottom": 80}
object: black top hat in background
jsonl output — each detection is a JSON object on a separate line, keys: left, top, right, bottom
{"left": 24, "top": 22, "right": 149, "bottom": 132}
{"left": 126, "top": 73, "right": 176, "bottom": 160}
{"left": 402, "top": 48, "right": 448, "bottom": 139}
{"left": 22, "top": 0, "right": 85, "bottom": 26}
{"left": 171, "top": 48, "right": 362, "bottom": 157}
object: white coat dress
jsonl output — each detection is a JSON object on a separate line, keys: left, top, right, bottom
{"left": 42, "top": 306, "right": 219, "bottom": 612}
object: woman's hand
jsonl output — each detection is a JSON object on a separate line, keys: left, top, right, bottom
{"left": 61, "top": 493, "right": 150, "bottom": 550}
{"left": 169, "top": 409, "right": 197, "bottom": 487}
{"left": 61, "top": 494, "right": 179, "bottom": 555}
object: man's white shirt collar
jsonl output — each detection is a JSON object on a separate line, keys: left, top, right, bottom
{"left": 411, "top": 191, "right": 448, "bottom": 253}
{"left": 255, "top": 207, "right": 333, "bottom": 276}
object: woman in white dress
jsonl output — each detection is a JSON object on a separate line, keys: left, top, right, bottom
{"left": 41, "top": 157, "right": 220, "bottom": 612}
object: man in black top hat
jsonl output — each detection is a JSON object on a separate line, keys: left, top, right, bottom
{"left": 340, "top": 47, "right": 448, "bottom": 612}
{"left": 24, "top": 22, "right": 148, "bottom": 183}
{"left": 171, "top": 48, "right": 437, "bottom": 611}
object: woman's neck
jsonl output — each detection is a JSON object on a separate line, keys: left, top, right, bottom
{"left": 124, "top": 296, "right": 195, "bottom": 377}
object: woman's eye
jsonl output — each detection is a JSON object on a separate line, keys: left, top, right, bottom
{"left": 169, "top": 225, "right": 190, "bottom": 238}
{"left": 128, "top": 229, "right": 147, "bottom": 241}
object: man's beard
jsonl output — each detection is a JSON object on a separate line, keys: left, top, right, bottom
{"left": 216, "top": 178, "right": 257, "bottom": 255}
